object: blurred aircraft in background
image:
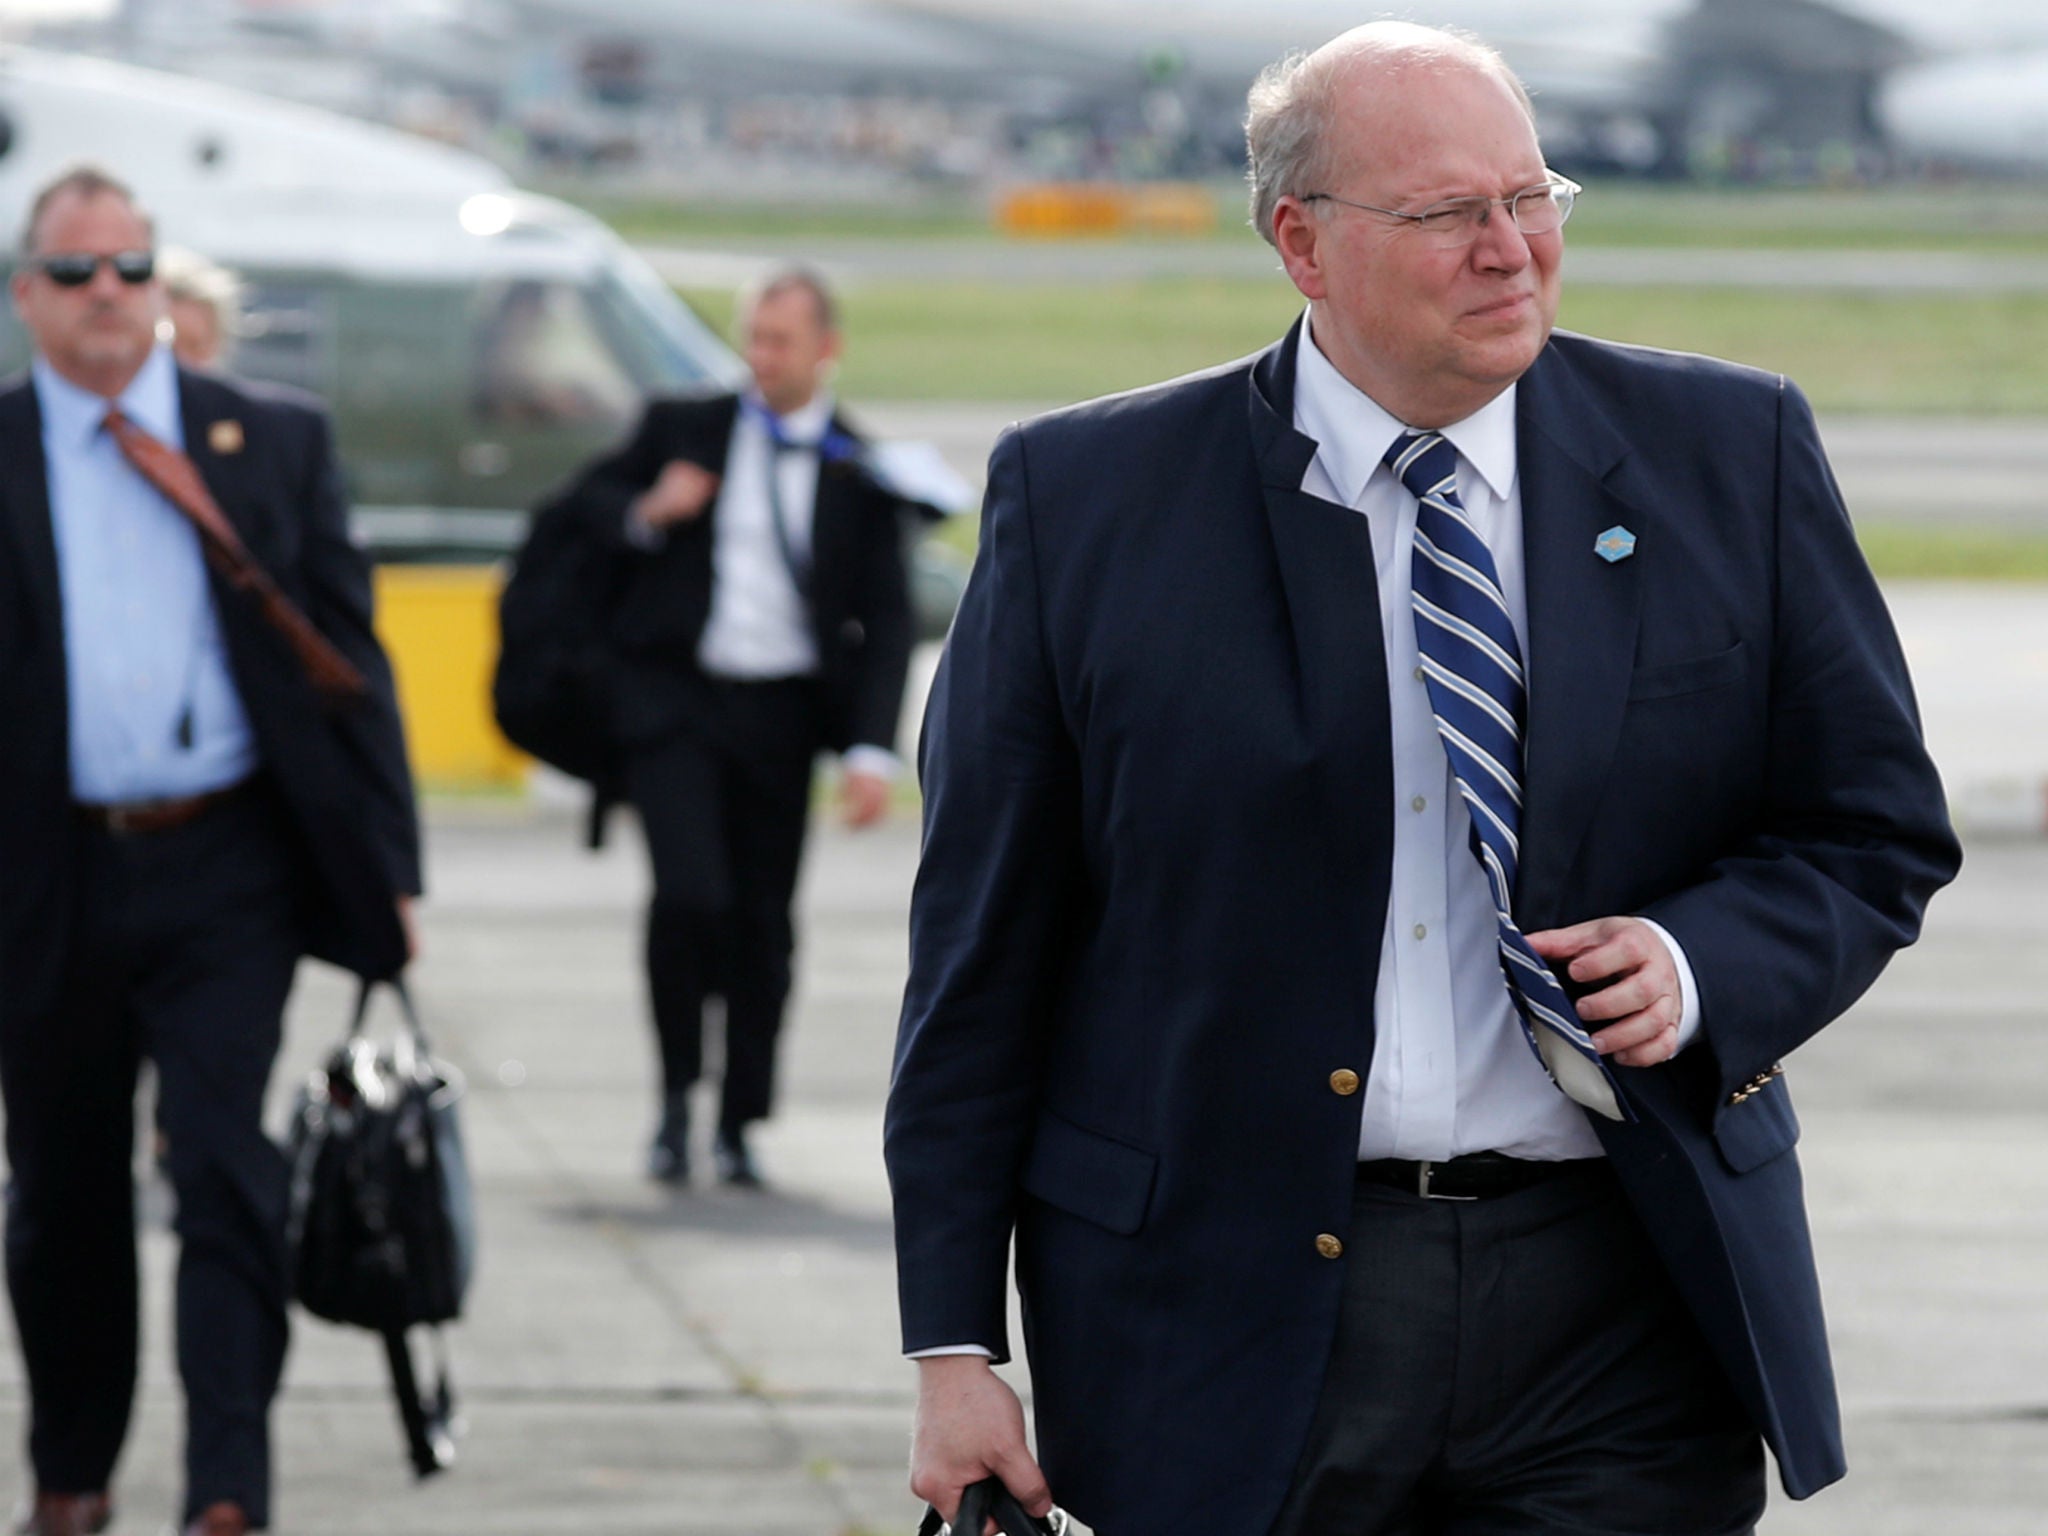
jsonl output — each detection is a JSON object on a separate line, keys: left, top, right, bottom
{"left": 0, "top": 47, "right": 743, "bottom": 551}
{"left": 498, "top": 0, "right": 2048, "bottom": 178}
{"left": 23, "top": 0, "right": 2048, "bottom": 187}
{"left": 0, "top": 48, "right": 971, "bottom": 634}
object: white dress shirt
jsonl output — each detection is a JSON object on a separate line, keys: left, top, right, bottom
{"left": 1294, "top": 313, "right": 1698, "bottom": 1162}
{"left": 696, "top": 389, "right": 832, "bottom": 682}
{"left": 637, "top": 388, "right": 895, "bottom": 776}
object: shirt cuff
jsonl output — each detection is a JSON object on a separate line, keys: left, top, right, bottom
{"left": 907, "top": 1344, "right": 995, "bottom": 1360}
{"left": 1636, "top": 917, "right": 1703, "bottom": 1051}
{"left": 843, "top": 745, "right": 902, "bottom": 781}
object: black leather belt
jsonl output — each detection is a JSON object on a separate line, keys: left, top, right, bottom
{"left": 1356, "top": 1152, "right": 1601, "bottom": 1201}
{"left": 74, "top": 778, "right": 252, "bottom": 836}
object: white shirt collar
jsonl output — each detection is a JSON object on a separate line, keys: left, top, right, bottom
{"left": 33, "top": 343, "right": 182, "bottom": 454}
{"left": 744, "top": 385, "right": 836, "bottom": 447}
{"left": 1294, "top": 311, "right": 1518, "bottom": 505}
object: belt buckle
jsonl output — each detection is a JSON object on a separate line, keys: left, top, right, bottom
{"left": 1416, "top": 1160, "right": 1478, "bottom": 1202}
{"left": 104, "top": 804, "right": 143, "bottom": 834}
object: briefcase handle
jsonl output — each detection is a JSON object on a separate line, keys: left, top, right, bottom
{"left": 916, "top": 1476, "right": 1066, "bottom": 1536}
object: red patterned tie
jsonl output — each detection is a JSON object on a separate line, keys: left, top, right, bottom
{"left": 103, "top": 406, "right": 367, "bottom": 703}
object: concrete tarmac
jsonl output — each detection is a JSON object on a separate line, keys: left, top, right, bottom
{"left": 3, "top": 787, "right": 2042, "bottom": 1533}
{"left": 640, "top": 239, "right": 2048, "bottom": 294}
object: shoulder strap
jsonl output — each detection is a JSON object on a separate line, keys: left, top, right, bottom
{"left": 382, "top": 1324, "right": 458, "bottom": 1477}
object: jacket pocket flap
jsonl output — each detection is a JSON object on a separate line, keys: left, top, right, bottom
{"left": 1021, "top": 1112, "right": 1158, "bottom": 1235}
{"left": 1629, "top": 640, "right": 1747, "bottom": 701}
{"left": 1712, "top": 1073, "right": 1800, "bottom": 1173}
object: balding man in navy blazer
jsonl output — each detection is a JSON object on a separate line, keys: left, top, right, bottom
{"left": 886, "top": 22, "right": 1960, "bottom": 1536}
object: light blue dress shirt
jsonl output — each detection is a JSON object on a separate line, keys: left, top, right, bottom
{"left": 39, "top": 345, "right": 258, "bottom": 803}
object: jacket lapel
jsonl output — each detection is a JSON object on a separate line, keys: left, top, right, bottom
{"left": 177, "top": 369, "right": 273, "bottom": 564}
{"left": 0, "top": 381, "right": 61, "bottom": 649}
{"left": 1247, "top": 321, "right": 1395, "bottom": 1046}
{"left": 806, "top": 405, "right": 864, "bottom": 583}
{"left": 1515, "top": 342, "right": 1653, "bottom": 922}
{"left": 1248, "top": 319, "right": 1392, "bottom": 773}
{"left": 700, "top": 392, "right": 741, "bottom": 475}
{"left": 690, "top": 393, "right": 742, "bottom": 550}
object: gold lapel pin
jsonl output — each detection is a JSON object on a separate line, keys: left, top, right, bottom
{"left": 208, "top": 419, "right": 245, "bottom": 455}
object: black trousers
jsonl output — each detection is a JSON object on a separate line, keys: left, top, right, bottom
{"left": 1267, "top": 1162, "right": 1766, "bottom": 1536}
{"left": 624, "top": 677, "right": 822, "bottom": 1131}
{"left": 0, "top": 789, "right": 300, "bottom": 1529}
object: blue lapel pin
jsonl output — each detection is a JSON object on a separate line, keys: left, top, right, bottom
{"left": 1594, "top": 525, "right": 1637, "bottom": 563}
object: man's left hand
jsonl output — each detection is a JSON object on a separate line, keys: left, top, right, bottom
{"left": 1524, "top": 916, "right": 1681, "bottom": 1067}
{"left": 841, "top": 768, "right": 891, "bottom": 828}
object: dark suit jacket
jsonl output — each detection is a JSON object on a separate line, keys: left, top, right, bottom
{"left": 541, "top": 391, "right": 914, "bottom": 756}
{"left": 0, "top": 366, "right": 420, "bottom": 1003}
{"left": 885, "top": 322, "right": 1961, "bottom": 1535}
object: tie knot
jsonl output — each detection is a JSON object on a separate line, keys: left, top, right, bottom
{"left": 1383, "top": 431, "right": 1458, "bottom": 502}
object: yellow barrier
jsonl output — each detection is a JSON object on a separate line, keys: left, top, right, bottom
{"left": 994, "top": 182, "right": 1216, "bottom": 238}
{"left": 1128, "top": 184, "right": 1219, "bottom": 236}
{"left": 372, "top": 564, "right": 528, "bottom": 789}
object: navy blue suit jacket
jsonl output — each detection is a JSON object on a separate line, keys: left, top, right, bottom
{"left": 885, "top": 322, "right": 1960, "bottom": 1535}
{"left": 0, "top": 367, "right": 420, "bottom": 998}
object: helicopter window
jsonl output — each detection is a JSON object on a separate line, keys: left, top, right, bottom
{"left": 234, "top": 282, "right": 332, "bottom": 396}
{"left": 585, "top": 268, "right": 736, "bottom": 391}
{"left": 473, "top": 279, "right": 640, "bottom": 429}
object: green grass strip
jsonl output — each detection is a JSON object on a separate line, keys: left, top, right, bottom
{"left": 1857, "top": 523, "right": 2048, "bottom": 580}
{"left": 580, "top": 181, "right": 2048, "bottom": 255}
{"left": 930, "top": 513, "right": 2048, "bottom": 582}
{"left": 684, "top": 279, "right": 2048, "bottom": 416}
{"left": 1560, "top": 287, "right": 2048, "bottom": 415}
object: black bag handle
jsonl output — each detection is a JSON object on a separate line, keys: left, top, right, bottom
{"left": 917, "top": 1477, "right": 1062, "bottom": 1536}
{"left": 350, "top": 975, "right": 432, "bottom": 1052}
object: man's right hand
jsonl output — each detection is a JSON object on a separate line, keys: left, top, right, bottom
{"left": 630, "top": 458, "right": 720, "bottom": 531}
{"left": 910, "top": 1356, "right": 1054, "bottom": 1534}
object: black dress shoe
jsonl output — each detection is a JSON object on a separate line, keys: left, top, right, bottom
{"left": 713, "top": 1126, "right": 763, "bottom": 1189}
{"left": 184, "top": 1501, "right": 251, "bottom": 1536}
{"left": 13, "top": 1492, "right": 113, "bottom": 1536}
{"left": 647, "top": 1092, "right": 691, "bottom": 1185}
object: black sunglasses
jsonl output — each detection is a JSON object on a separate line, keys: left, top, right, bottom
{"left": 33, "top": 250, "right": 156, "bottom": 288}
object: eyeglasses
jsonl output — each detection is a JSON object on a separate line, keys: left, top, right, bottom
{"left": 1301, "top": 176, "right": 1581, "bottom": 248}
{"left": 31, "top": 251, "right": 156, "bottom": 288}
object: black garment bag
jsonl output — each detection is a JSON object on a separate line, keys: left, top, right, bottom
{"left": 492, "top": 492, "right": 625, "bottom": 847}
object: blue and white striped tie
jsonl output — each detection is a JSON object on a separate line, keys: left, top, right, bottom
{"left": 1386, "top": 431, "right": 1626, "bottom": 1121}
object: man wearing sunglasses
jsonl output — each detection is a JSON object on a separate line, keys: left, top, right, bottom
{"left": 0, "top": 167, "right": 419, "bottom": 1536}
{"left": 888, "top": 21, "right": 1958, "bottom": 1536}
